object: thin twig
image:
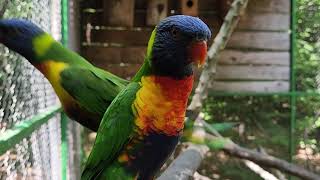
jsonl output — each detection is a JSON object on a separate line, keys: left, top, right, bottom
{"left": 243, "top": 160, "right": 279, "bottom": 180}
{"left": 258, "top": 147, "right": 287, "bottom": 180}
{"left": 0, "top": 0, "right": 9, "bottom": 18}
{"left": 187, "top": 0, "right": 249, "bottom": 118}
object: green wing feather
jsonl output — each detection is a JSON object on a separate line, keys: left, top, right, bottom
{"left": 46, "top": 41, "right": 130, "bottom": 115}
{"left": 60, "top": 67, "right": 128, "bottom": 115}
{"left": 48, "top": 40, "right": 130, "bottom": 108}
{"left": 81, "top": 82, "right": 140, "bottom": 180}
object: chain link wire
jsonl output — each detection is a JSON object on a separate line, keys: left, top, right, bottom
{"left": 0, "top": 0, "right": 80, "bottom": 179}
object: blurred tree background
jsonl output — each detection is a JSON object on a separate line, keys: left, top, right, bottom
{"left": 196, "top": 0, "right": 320, "bottom": 179}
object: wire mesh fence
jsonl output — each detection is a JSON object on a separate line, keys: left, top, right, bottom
{"left": 0, "top": 0, "right": 81, "bottom": 179}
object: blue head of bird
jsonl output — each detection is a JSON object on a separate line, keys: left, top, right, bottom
{"left": 0, "top": 19, "right": 45, "bottom": 62}
{"left": 149, "top": 15, "right": 211, "bottom": 78}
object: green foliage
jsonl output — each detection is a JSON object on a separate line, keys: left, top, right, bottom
{"left": 296, "top": 96, "right": 320, "bottom": 153}
{"left": 296, "top": 39, "right": 320, "bottom": 91}
{"left": 203, "top": 95, "right": 290, "bottom": 158}
{"left": 1, "top": 0, "right": 33, "bottom": 18}
{"left": 296, "top": 0, "right": 320, "bottom": 91}
{"left": 295, "top": 0, "right": 320, "bottom": 159}
{"left": 297, "top": 0, "right": 320, "bottom": 43}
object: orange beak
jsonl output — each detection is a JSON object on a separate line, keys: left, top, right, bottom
{"left": 188, "top": 40, "right": 208, "bottom": 68}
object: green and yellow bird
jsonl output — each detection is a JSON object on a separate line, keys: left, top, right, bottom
{"left": 81, "top": 15, "right": 211, "bottom": 180}
{"left": 0, "top": 19, "right": 128, "bottom": 131}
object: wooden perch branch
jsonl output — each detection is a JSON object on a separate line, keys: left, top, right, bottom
{"left": 243, "top": 160, "right": 279, "bottom": 180}
{"left": 158, "top": 144, "right": 209, "bottom": 180}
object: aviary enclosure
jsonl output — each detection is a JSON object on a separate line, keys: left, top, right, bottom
{"left": 0, "top": 0, "right": 319, "bottom": 179}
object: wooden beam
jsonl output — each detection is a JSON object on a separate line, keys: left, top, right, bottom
{"left": 210, "top": 81, "right": 289, "bottom": 92}
{"left": 219, "top": 50, "right": 289, "bottom": 65}
{"left": 103, "top": 0, "right": 135, "bottom": 27}
{"left": 146, "top": 0, "right": 168, "bottom": 26}
{"left": 180, "top": 0, "right": 198, "bottom": 16}
{"left": 247, "top": 0, "right": 290, "bottom": 13}
{"left": 88, "top": 28, "right": 152, "bottom": 45}
{"left": 238, "top": 13, "right": 290, "bottom": 31}
{"left": 215, "top": 65, "right": 289, "bottom": 80}
{"left": 227, "top": 31, "right": 290, "bottom": 51}
{"left": 81, "top": 11, "right": 221, "bottom": 33}
{"left": 82, "top": 46, "right": 146, "bottom": 64}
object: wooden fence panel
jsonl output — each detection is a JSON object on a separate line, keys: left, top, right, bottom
{"left": 82, "top": 46, "right": 146, "bottom": 64}
{"left": 238, "top": 13, "right": 289, "bottom": 31}
{"left": 219, "top": 50, "right": 289, "bottom": 65}
{"left": 210, "top": 81, "right": 290, "bottom": 93}
{"left": 247, "top": 0, "right": 290, "bottom": 13}
{"left": 215, "top": 65, "right": 289, "bottom": 80}
{"left": 80, "top": 0, "right": 291, "bottom": 92}
{"left": 227, "top": 32, "right": 290, "bottom": 51}
{"left": 213, "top": 0, "right": 290, "bottom": 92}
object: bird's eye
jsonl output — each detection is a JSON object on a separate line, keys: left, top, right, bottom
{"left": 170, "top": 27, "right": 179, "bottom": 39}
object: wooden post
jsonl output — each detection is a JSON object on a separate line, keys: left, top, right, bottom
{"left": 180, "top": 0, "right": 198, "bottom": 16}
{"left": 146, "top": 0, "right": 168, "bottom": 26}
{"left": 103, "top": 0, "right": 135, "bottom": 27}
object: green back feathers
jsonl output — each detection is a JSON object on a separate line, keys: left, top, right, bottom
{"left": 31, "top": 33, "right": 130, "bottom": 132}
{"left": 32, "top": 33, "right": 91, "bottom": 66}
{"left": 81, "top": 82, "right": 141, "bottom": 180}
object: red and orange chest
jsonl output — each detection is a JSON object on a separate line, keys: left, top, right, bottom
{"left": 115, "top": 75, "right": 194, "bottom": 179}
{"left": 133, "top": 75, "right": 194, "bottom": 136}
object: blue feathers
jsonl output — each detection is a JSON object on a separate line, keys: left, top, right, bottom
{"left": 0, "top": 19, "right": 44, "bottom": 61}
{"left": 0, "top": 19, "right": 44, "bottom": 38}
{"left": 157, "top": 15, "right": 212, "bottom": 41}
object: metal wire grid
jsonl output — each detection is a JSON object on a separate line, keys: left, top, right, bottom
{"left": 0, "top": 116, "right": 61, "bottom": 180}
{"left": 0, "top": 0, "right": 56, "bottom": 129}
{"left": 0, "top": 0, "right": 79, "bottom": 179}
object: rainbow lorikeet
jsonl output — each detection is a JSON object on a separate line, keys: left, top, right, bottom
{"left": 81, "top": 15, "right": 211, "bottom": 180}
{"left": 0, "top": 19, "right": 128, "bottom": 131}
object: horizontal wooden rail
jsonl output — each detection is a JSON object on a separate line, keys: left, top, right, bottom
{"left": 0, "top": 105, "right": 62, "bottom": 155}
{"left": 209, "top": 90, "right": 320, "bottom": 97}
